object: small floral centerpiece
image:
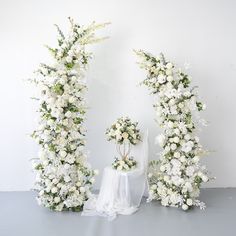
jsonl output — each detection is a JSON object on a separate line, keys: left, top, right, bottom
{"left": 106, "top": 117, "right": 141, "bottom": 171}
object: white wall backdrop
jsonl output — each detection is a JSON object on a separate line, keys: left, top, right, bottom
{"left": 0, "top": 0, "right": 236, "bottom": 191}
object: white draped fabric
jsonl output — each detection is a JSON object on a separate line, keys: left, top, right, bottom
{"left": 82, "top": 131, "right": 149, "bottom": 220}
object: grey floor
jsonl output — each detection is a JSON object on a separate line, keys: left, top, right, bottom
{"left": 0, "top": 189, "right": 236, "bottom": 236}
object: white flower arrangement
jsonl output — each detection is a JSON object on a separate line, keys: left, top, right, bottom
{"left": 106, "top": 117, "right": 141, "bottom": 145}
{"left": 135, "top": 50, "right": 211, "bottom": 210}
{"left": 106, "top": 117, "right": 141, "bottom": 171}
{"left": 30, "top": 18, "right": 108, "bottom": 211}
{"left": 112, "top": 157, "right": 137, "bottom": 171}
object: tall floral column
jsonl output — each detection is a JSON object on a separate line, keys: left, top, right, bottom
{"left": 31, "top": 18, "right": 108, "bottom": 211}
{"left": 135, "top": 50, "right": 211, "bottom": 210}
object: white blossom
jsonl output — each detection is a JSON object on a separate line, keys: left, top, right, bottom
{"left": 136, "top": 50, "right": 210, "bottom": 210}
{"left": 31, "top": 18, "right": 108, "bottom": 211}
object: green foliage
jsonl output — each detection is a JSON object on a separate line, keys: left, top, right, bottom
{"left": 196, "top": 102, "right": 203, "bottom": 111}
{"left": 52, "top": 83, "right": 64, "bottom": 95}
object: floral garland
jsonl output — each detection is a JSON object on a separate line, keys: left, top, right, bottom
{"left": 106, "top": 117, "right": 141, "bottom": 171}
{"left": 135, "top": 50, "right": 211, "bottom": 210}
{"left": 30, "top": 18, "right": 108, "bottom": 211}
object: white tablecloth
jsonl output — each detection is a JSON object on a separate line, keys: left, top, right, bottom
{"left": 82, "top": 131, "right": 149, "bottom": 220}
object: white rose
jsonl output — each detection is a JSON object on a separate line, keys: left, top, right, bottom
{"left": 186, "top": 166, "right": 195, "bottom": 177}
{"left": 64, "top": 176, "right": 71, "bottom": 182}
{"left": 182, "top": 204, "right": 189, "bottom": 210}
{"left": 174, "top": 152, "right": 180, "bottom": 158}
{"left": 167, "top": 75, "right": 173, "bottom": 82}
{"left": 184, "top": 134, "right": 191, "bottom": 140}
{"left": 122, "top": 132, "right": 129, "bottom": 139}
{"left": 62, "top": 119, "right": 69, "bottom": 126}
{"left": 158, "top": 74, "right": 166, "bottom": 84}
{"left": 47, "top": 119, "right": 54, "bottom": 126}
{"left": 52, "top": 179, "right": 59, "bottom": 184}
{"left": 71, "top": 76, "right": 77, "bottom": 82}
{"left": 167, "top": 121, "right": 174, "bottom": 128}
{"left": 174, "top": 128, "right": 180, "bottom": 135}
{"left": 65, "top": 111, "right": 72, "bottom": 118}
{"left": 66, "top": 56, "right": 72, "bottom": 63}
{"left": 165, "top": 146, "right": 171, "bottom": 152}
{"left": 166, "top": 62, "right": 173, "bottom": 69}
{"left": 124, "top": 164, "right": 129, "bottom": 170}
{"left": 166, "top": 69, "right": 172, "bottom": 76}
{"left": 202, "top": 175, "right": 208, "bottom": 182}
{"left": 117, "top": 166, "right": 123, "bottom": 171}
{"left": 184, "top": 91, "right": 191, "bottom": 97}
{"left": 164, "top": 175, "right": 170, "bottom": 182}
{"left": 51, "top": 187, "right": 58, "bottom": 194}
{"left": 80, "top": 187, "right": 86, "bottom": 193}
{"left": 160, "top": 165, "right": 165, "bottom": 172}
{"left": 45, "top": 187, "right": 50, "bottom": 193}
{"left": 173, "top": 136, "right": 180, "bottom": 143}
{"left": 54, "top": 197, "right": 61, "bottom": 203}
{"left": 70, "top": 186, "right": 76, "bottom": 192}
{"left": 59, "top": 77, "right": 67, "bottom": 85}
{"left": 161, "top": 197, "right": 169, "bottom": 206}
{"left": 186, "top": 199, "right": 193, "bottom": 206}
{"left": 115, "top": 123, "right": 121, "bottom": 128}
{"left": 69, "top": 97, "right": 76, "bottom": 103}
{"left": 171, "top": 143, "right": 177, "bottom": 150}
{"left": 59, "top": 150, "right": 67, "bottom": 158}
{"left": 64, "top": 163, "right": 70, "bottom": 169}
{"left": 151, "top": 184, "right": 157, "bottom": 190}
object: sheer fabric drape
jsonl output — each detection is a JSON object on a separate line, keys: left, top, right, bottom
{"left": 82, "top": 131, "right": 149, "bottom": 220}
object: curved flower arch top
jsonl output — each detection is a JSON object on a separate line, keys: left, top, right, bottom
{"left": 135, "top": 50, "right": 211, "bottom": 210}
{"left": 30, "top": 18, "right": 109, "bottom": 211}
